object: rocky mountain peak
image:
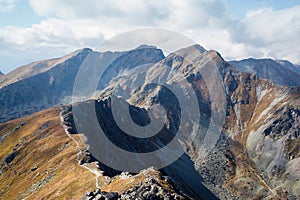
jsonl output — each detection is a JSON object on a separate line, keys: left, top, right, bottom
{"left": 174, "top": 44, "right": 207, "bottom": 57}
{"left": 171, "top": 44, "right": 227, "bottom": 65}
{"left": 69, "top": 48, "right": 93, "bottom": 59}
{"left": 187, "top": 44, "right": 207, "bottom": 52}
{"left": 0, "top": 71, "right": 4, "bottom": 76}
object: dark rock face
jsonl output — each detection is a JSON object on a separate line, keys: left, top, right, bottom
{"left": 68, "top": 96, "right": 216, "bottom": 199}
{"left": 81, "top": 189, "right": 118, "bottom": 200}
{"left": 96, "top": 46, "right": 299, "bottom": 199}
{"left": 120, "top": 179, "right": 181, "bottom": 200}
{"left": 263, "top": 108, "right": 300, "bottom": 139}
{"left": 60, "top": 105, "right": 78, "bottom": 134}
{"left": 4, "top": 150, "right": 20, "bottom": 164}
{"left": 72, "top": 45, "right": 299, "bottom": 199}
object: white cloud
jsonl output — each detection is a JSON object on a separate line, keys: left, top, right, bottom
{"left": 1, "top": 0, "right": 300, "bottom": 72}
{"left": 229, "top": 6, "right": 300, "bottom": 62}
{"left": 0, "top": 18, "right": 106, "bottom": 72}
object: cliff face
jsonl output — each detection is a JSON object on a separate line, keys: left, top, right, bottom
{"left": 216, "top": 69, "right": 300, "bottom": 199}
{"left": 88, "top": 45, "right": 299, "bottom": 199}
{"left": 0, "top": 106, "right": 192, "bottom": 200}
{"left": 0, "top": 45, "right": 299, "bottom": 199}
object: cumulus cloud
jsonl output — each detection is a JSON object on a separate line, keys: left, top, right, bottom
{"left": 0, "top": 0, "right": 300, "bottom": 72}
{"left": 28, "top": 0, "right": 170, "bottom": 25}
{"left": 0, "top": 18, "right": 105, "bottom": 72}
{"left": 229, "top": 6, "right": 300, "bottom": 62}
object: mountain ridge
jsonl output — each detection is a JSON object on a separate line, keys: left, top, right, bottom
{"left": 229, "top": 58, "right": 300, "bottom": 86}
{"left": 0, "top": 48, "right": 93, "bottom": 89}
{"left": 0, "top": 46, "right": 164, "bottom": 123}
{"left": 0, "top": 44, "right": 299, "bottom": 199}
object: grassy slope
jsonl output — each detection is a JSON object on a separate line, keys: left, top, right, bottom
{"left": 0, "top": 107, "right": 96, "bottom": 199}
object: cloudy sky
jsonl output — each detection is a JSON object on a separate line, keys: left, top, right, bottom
{"left": 1, "top": 0, "right": 300, "bottom": 73}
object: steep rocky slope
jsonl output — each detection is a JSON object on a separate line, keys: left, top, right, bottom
{"left": 218, "top": 69, "right": 299, "bottom": 199}
{"left": 0, "top": 49, "right": 91, "bottom": 89}
{"left": 0, "top": 46, "right": 164, "bottom": 123}
{"left": 86, "top": 45, "right": 299, "bottom": 199}
{"left": 0, "top": 107, "right": 191, "bottom": 199}
{"left": 0, "top": 45, "right": 299, "bottom": 199}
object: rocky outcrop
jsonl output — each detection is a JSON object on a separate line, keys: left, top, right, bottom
{"left": 82, "top": 189, "right": 118, "bottom": 200}
{"left": 82, "top": 168, "right": 190, "bottom": 200}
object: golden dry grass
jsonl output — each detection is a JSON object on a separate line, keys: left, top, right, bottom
{"left": 0, "top": 107, "right": 96, "bottom": 199}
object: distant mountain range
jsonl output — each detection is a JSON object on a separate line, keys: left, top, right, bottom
{"left": 1, "top": 46, "right": 300, "bottom": 123}
{"left": 0, "top": 46, "right": 164, "bottom": 122}
{"left": 0, "top": 45, "right": 299, "bottom": 199}
{"left": 229, "top": 58, "right": 300, "bottom": 86}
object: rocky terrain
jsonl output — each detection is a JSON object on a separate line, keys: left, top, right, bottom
{"left": 0, "top": 46, "right": 164, "bottom": 123}
{"left": 86, "top": 45, "right": 299, "bottom": 199}
{"left": 81, "top": 168, "right": 190, "bottom": 200}
{"left": 0, "top": 45, "right": 299, "bottom": 199}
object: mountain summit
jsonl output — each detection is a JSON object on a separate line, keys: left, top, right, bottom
{"left": 0, "top": 46, "right": 164, "bottom": 122}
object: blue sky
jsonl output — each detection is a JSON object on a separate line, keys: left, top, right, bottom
{"left": 226, "top": 0, "right": 300, "bottom": 19}
{"left": 0, "top": 1, "right": 43, "bottom": 27}
{"left": 1, "top": 0, "right": 300, "bottom": 73}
